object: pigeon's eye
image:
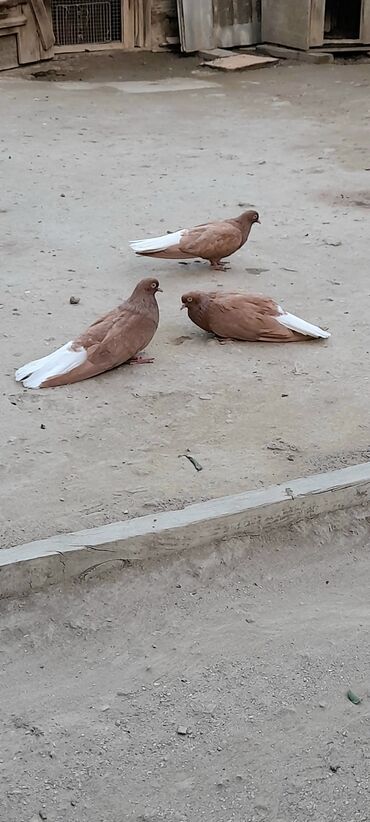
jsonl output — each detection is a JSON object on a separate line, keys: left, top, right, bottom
{"left": 151, "top": 282, "right": 157, "bottom": 289}
{"left": 187, "top": 297, "right": 193, "bottom": 303}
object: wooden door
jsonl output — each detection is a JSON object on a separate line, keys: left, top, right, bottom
{"left": 361, "top": 0, "right": 370, "bottom": 42}
{"left": 261, "top": 0, "right": 312, "bottom": 50}
{"left": 177, "top": 0, "right": 260, "bottom": 52}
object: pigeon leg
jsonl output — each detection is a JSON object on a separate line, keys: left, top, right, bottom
{"left": 130, "top": 354, "right": 155, "bottom": 364}
{"left": 210, "top": 259, "right": 230, "bottom": 271}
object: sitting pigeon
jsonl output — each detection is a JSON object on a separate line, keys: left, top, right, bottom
{"left": 181, "top": 290, "right": 330, "bottom": 342}
{"left": 15, "top": 278, "right": 162, "bottom": 389}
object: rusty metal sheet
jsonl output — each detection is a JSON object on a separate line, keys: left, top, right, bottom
{"left": 177, "top": 0, "right": 260, "bottom": 52}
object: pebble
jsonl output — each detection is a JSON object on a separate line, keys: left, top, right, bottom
{"left": 69, "top": 296, "right": 80, "bottom": 305}
{"left": 176, "top": 725, "right": 188, "bottom": 736}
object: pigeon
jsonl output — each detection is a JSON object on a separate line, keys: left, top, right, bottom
{"left": 15, "top": 278, "right": 162, "bottom": 389}
{"left": 181, "top": 290, "right": 330, "bottom": 342}
{"left": 130, "top": 209, "right": 260, "bottom": 271}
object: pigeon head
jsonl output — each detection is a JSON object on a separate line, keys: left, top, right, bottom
{"left": 140, "top": 278, "right": 162, "bottom": 293}
{"left": 246, "top": 210, "right": 260, "bottom": 224}
{"left": 181, "top": 292, "right": 203, "bottom": 310}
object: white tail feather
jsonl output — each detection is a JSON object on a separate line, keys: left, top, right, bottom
{"left": 130, "top": 229, "right": 185, "bottom": 254}
{"left": 277, "top": 309, "right": 330, "bottom": 339}
{"left": 16, "top": 342, "right": 87, "bottom": 389}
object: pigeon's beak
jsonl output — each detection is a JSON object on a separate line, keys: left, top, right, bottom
{"left": 157, "top": 287, "right": 163, "bottom": 293}
{"left": 256, "top": 218, "right": 261, "bottom": 224}
{"left": 180, "top": 304, "right": 186, "bottom": 310}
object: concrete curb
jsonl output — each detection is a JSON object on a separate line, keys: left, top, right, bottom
{"left": 1, "top": 462, "right": 370, "bottom": 599}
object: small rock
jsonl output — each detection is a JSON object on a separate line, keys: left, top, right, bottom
{"left": 319, "top": 702, "right": 326, "bottom": 709}
{"left": 101, "top": 705, "right": 110, "bottom": 712}
{"left": 330, "top": 764, "right": 340, "bottom": 773}
{"left": 176, "top": 725, "right": 188, "bottom": 736}
{"left": 69, "top": 296, "right": 80, "bottom": 305}
{"left": 199, "top": 395, "right": 212, "bottom": 401}
{"left": 39, "top": 813, "right": 47, "bottom": 821}
{"left": 40, "top": 423, "right": 46, "bottom": 430}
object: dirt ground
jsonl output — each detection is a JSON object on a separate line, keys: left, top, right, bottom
{"left": 1, "top": 53, "right": 370, "bottom": 549}
{"left": 1, "top": 506, "right": 370, "bottom": 821}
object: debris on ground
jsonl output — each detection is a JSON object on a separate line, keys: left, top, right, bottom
{"left": 347, "top": 689, "right": 362, "bottom": 705}
{"left": 203, "top": 54, "right": 278, "bottom": 72}
{"left": 179, "top": 452, "right": 203, "bottom": 472}
{"left": 69, "top": 295, "right": 80, "bottom": 305}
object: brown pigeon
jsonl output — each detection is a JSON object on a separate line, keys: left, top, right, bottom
{"left": 181, "top": 290, "right": 330, "bottom": 342}
{"left": 130, "top": 209, "right": 260, "bottom": 271}
{"left": 15, "top": 278, "right": 162, "bottom": 389}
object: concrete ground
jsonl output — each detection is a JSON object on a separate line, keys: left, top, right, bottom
{"left": 1, "top": 506, "right": 369, "bottom": 822}
{"left": 1, "top": 53, "right": 370, "bottom": 548}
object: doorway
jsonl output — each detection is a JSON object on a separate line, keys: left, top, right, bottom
{"left": 324, "top": 0, "right": 362, "bottom": 39}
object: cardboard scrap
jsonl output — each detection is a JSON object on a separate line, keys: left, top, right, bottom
{"left": 203, "top": 53, "right": 278, "bottom": 72}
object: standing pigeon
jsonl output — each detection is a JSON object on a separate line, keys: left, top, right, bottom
{"left": 130, "top": 209, "right": 260, "bottom": 271}
{"left": 181, "top": 290, "right": 330, "bottom": 342}
{"left": 15, "top": 278, "right": 162, "bottom": 389}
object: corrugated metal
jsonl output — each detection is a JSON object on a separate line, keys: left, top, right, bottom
{"left": 177, "top": 0, "right": 260, "bottom": 52}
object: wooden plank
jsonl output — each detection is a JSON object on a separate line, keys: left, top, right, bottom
{"left": 17, "top": 0, "right": 41, "bottom": 62}
{"left": 123, "top": 0, "right": 134, "bottom": 47}
{"left": 28, "top": 0, "right": 54, "bottom": 50}
{"left": 135, "top": 0, "right": 151, "bottom": 47}
{"left": 143, "top": 0, "right": 152, "bottom": 48}
{"left": 361, "top": 0, "right": 370, "bottom": 43}
{"left": 55, "top": 42, "right": 125, "bottom": 52}
{"left": 0, "top": 13, "right": 25, "bottom": 26}
{"left": 0, "top": 0, "right": 27, "bottom": 9}
{"left": 204, "top": 53, "right": 278, "bottom": 71}
{"left": 257, "top": 43, "right": 333, "bottom": 62}
{"left": 262, "top": 0, "right": 312, "bottom": 50}
{"left": 309, "top": 0, "right": 324, "bottom": 46}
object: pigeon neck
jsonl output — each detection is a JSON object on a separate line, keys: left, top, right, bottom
{"left": 233, "top": 213, "right": 254, "bottom": 241}
{"left": 189, "top": 297, "right": 212, "bottom": 332}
